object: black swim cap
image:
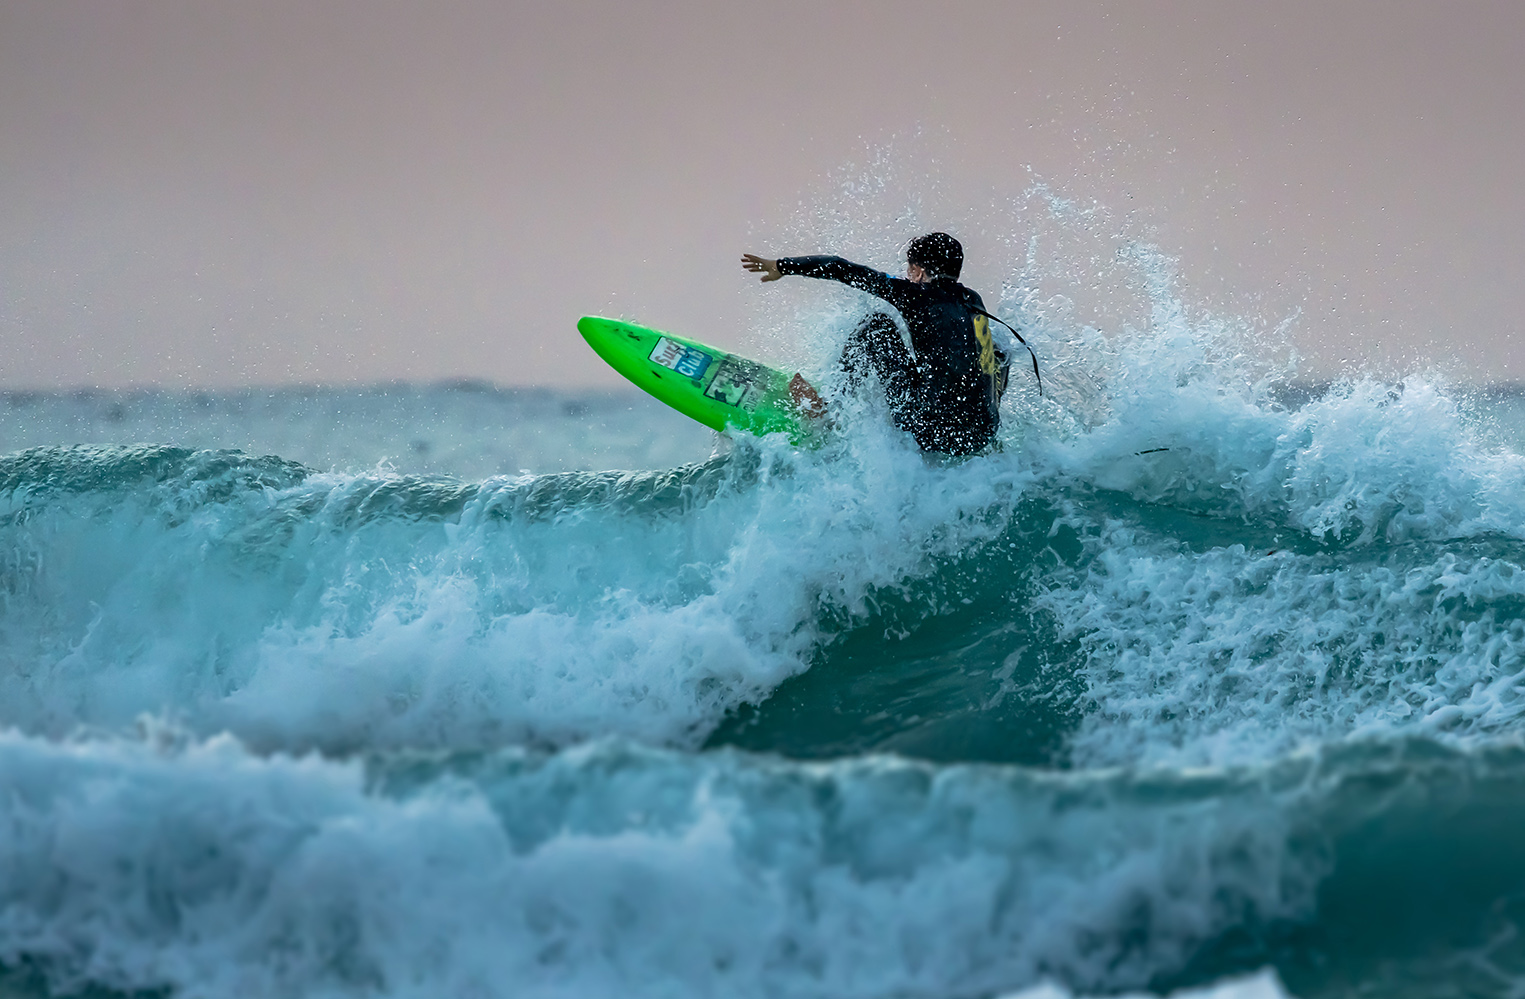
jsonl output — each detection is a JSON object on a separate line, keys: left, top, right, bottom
{"left": 906, "top": 232, "right": 963, "bottom": 280}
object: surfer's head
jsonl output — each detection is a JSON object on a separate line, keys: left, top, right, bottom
{"left": 906, "top": 232, "right": 963, "bottom": 281}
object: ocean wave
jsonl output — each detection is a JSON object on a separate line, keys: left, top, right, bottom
{"left": 7, "top": 358, "right": 1525, "bottom": 774}
{"left": 3, "top": 729, "right": 1523, "bottom": 998}
{"left": 0, "top": 440, "right": 1034, "bottom": 753}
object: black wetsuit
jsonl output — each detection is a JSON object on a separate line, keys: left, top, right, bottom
{"left": 777, "top": 255, "right": 1010, "bottom": 454}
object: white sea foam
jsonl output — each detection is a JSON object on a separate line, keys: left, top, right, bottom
{"left": 1039, "top": 524, "right": 1525, "bottom": 767}
{"left": 0, "top": 729, "right": 1319, "bottom": 999}
{"left": 1055, "top": 373, "right": 1525, "bottom": 544}
{"left": 0, "top": 432, "right": 1035, "bottom": 753}
{"left": 1001, "top": 968, "right": 1293, "bottom": 999}
{"left": 1031, "top": 366, "right": 1525, "bottom": 766}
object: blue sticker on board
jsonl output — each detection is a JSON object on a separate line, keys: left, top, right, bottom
{"left": 674, "top": 350, "right": 711, "bottom": 379}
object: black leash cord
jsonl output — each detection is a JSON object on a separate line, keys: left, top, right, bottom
{"left": 972, "top": 307, "right": 1043, "bottom": 398}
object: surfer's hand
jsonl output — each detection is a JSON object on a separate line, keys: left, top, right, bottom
{"left": 742, "top": 254, "right": 782, "bottom": 282}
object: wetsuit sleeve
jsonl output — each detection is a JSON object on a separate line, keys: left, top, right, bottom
{"left": 775, "top": 256, "right": 916, "bottom": 312}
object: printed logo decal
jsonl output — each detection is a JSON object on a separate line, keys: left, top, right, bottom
{"left": 649, "top": 337, "right": 712, "bottom": 379}
{"left": 704, "top": 357, "right": 767, "bottom": 410}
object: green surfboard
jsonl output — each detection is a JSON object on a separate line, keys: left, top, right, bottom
{"left": 578, "top": 316, "right": 824, "bottom": 444}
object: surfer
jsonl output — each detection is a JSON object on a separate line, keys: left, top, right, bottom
{"left": 742, "top": 233, "right": 1027, "bottom": 455}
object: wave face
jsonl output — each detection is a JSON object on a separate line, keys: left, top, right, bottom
{"left": 8, "top": 284, "right": 1525, "bottom": 994}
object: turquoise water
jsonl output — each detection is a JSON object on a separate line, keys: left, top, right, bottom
{"left": 5, "top": 300, "right": 1525, "bottom": 995}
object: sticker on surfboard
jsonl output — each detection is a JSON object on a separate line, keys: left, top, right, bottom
{"left": 648, "top": 337, "right": 713, "bottom": 380}
{"left": 704, "top": 357, "right": 768, "bottom": 410}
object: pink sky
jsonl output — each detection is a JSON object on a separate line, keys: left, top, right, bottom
{"left": 2, "top": 1, "right": 1521, "bottom": 388}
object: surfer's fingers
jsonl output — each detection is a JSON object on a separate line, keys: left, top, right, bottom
{"left": 741, "top": 254, "right": 780, "bottom": 281}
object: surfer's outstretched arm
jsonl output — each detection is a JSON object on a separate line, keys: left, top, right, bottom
{"left": 745, "top": 253, "right": 918, "bottom": 314}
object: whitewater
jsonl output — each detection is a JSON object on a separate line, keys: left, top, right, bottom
{"left": 7, "top": 226, "right": 1525, "bottom": 998}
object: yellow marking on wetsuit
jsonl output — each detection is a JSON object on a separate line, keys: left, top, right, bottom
{"left": 973, "top": 314, "right": 1008, "bottom": 406}
{"left": 974, "top": 315, "right": 999, "bottom": 375}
